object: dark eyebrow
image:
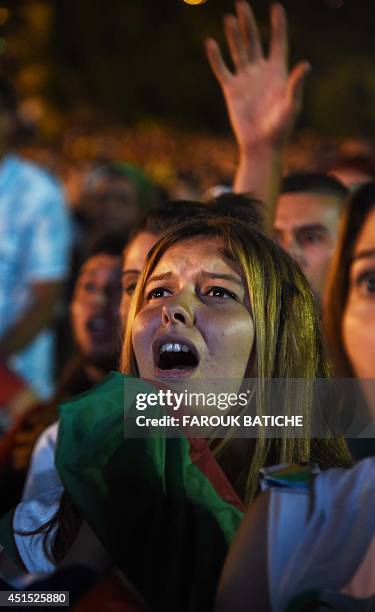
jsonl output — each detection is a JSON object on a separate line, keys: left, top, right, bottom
{"left": 78, "top": 268, "right": 101, "bottom": 277}
{"left": 352, "top": 248, "right": 375, "bottom": 263}
{"left": 122, "top": 269, "right": 140, "bottom": 277}
{"left": 147, "top": 272, "right": 174, "bottom": 284}
{"left": 295, "top": 224, "right": 328, "bottom": 234}
{"left": 146, "top": 271, "right": 243, "bottom": 286}
{"left": 201, "top": 272, "right": 243, "bottom": 286}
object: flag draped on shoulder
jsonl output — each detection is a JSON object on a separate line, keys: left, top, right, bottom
{"left": 56, "top": 371, "right": 244, "bottom": 612}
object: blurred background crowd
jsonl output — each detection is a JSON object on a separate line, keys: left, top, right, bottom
{"left": 0, "top": 1, "right": 374, "bottom": 610}
{"left": 2, "top": 0, "right": 375, "bottom": 197}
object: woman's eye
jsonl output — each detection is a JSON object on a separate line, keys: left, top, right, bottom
{"left": 301, "top": 232, "right": 324, "bottom": 245}
{"left": 146, "top": 287, "right": 172, "bottom": 300}
{"left": 356, "top": 271, "right": 375, "bottom": 296}
{"left": 206, "top": 286, "right": 237, "bottom": 300}
{"left": 123, "top": 282, "right": 137, "bottom": 296}
{"left": 82, "top": 281, "right": 96, "bottom": 293}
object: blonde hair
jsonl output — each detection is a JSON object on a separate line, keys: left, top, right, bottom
{"left": 121, "top": 217, "right": 351, "bottom": 503}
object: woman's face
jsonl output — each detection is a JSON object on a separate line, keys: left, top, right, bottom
{"left": 121, "top": 231, "right": 158, "bottom": 323}
{"left": 131, "top": 237, "right": 254, "bottom": 386}
{"left": 343, "top": 207, "right": 375, "bottom": 378}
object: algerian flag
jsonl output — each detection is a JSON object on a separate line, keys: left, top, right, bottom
{"left": 56, "top": 371, "right": 244, "bottom": 611}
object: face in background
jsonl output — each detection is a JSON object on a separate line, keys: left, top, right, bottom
{"left": 83, "top": 177, "right": 139, "bottom": 234}
{"left": 329, "top": 168, "right": 373, "bottom": 190}
{"left": 274, "top": 192, "right": 342, "bottom": 300}
{"left": 131, "top": 237, "right": 254, "bottom": 390}
{"left": 343, "top": 208, "right": 375, "bottom": 380}
{"left": 71, "top": 254, "right": 122, "bottom": 366}
{"left": 121, "top": 231, "right": 158, "bottom": 324}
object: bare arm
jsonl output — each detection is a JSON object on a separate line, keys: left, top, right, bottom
{"left": 206, "top": 2, "right": 310, "bottom": 234}
{"left": 215, "top": 491, "right": 271, "bottom": 612}
{"left": 0, "top": 281, "right": 63, "bottom": 358}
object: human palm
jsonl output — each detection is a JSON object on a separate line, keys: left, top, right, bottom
{"left": 206, "top": 2, "right": 310, "bottom": 151}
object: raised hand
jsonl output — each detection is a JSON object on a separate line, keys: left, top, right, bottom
{"left": 205, "top": 1, "right": 310, "bottom": 153}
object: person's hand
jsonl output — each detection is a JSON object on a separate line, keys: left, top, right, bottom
{"left": 205, "top": 1, "right": 311, "bottom": 153}
{"left": 12, "top": 425, "right": 44, "bottom": 470}
{"left": 11, "top": 403, "right": 56, "bottom": 470}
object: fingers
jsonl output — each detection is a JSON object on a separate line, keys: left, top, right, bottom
{"left": 269, "top": 3, "right": 288, "bottom": 66}
{"left": 224, "top": 13, "right": 249, "bottom": 70}
{"left": 286, "top": 61, "right": 311, "bottom": 112}
{"left": 206, "top": 2, "right": 264, "bottom": 78}
{"left": 205, "top": 38, "right": 232, "bottom": 86}
{"left": 236, "top": 1, "right": 263, "bottom": 62}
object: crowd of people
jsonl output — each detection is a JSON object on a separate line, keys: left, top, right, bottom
{"left": 0, "top": 2, "right": 374, "bottom": 611}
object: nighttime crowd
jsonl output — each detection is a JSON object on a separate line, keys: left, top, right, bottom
{"left": 0, "top": 2, "right": 374, "bottom": 611}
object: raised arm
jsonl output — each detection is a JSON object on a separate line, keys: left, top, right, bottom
{"left": 205, "top": 1, "right": 310, "bottom": 234}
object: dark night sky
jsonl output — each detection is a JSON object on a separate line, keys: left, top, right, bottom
{"left": 4, "top": 0, "right": 375, "bottom": 138}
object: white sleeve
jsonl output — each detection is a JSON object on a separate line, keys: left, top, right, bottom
{"left": 22, "top": 422, "right": 61, "bottom": 501}
{"left": 26, "top": 183, "right": 71, "bottom": 282}
{"left": 13, "top": 422, "right": 64, "bottom": 574}
{"left": 268, "top": 459, "right": 375, "bottom": 612}
{"left": 268, "top": 488, "right": 310, "bottom": 612}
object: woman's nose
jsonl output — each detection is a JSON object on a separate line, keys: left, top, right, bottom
{"left": 161, "top": 296, "right": 195, "bottom": 327}
{"left": 90, "top": 289, "right": 112, "bottom": 310}
{"left": 282, "top": 236, "right": 306, "bottom": 270}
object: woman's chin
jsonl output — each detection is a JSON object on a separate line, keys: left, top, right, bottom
{"left": 154, "top": 366, "right": 199, "bottom": 381}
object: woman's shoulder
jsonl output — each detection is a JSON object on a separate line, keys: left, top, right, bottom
{"left": 267, "top": 459, "right": 375, "bottom": 611}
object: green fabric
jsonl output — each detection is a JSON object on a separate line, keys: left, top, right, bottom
{"left": 56, "top": 372, "right": 243, "bottom": 612}
{"left": 85, "top": 161, "right": 157, "bottom": 212}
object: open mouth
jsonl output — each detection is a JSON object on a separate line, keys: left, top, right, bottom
{"left": 86, "top": 316, "right": 115, "bottom": 338}
{"left": 154, "top": 340, "right": 199, "bottom": 376}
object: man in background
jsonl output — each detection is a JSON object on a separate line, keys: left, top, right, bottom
{"left": 0, "top": 75, "right": 71, "bottom": 410}
{"left": 274, "top": 172, "right": 348, "bottom": 301}
{"left": 205, "top": 2, "right": 348, "bottom": 303}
